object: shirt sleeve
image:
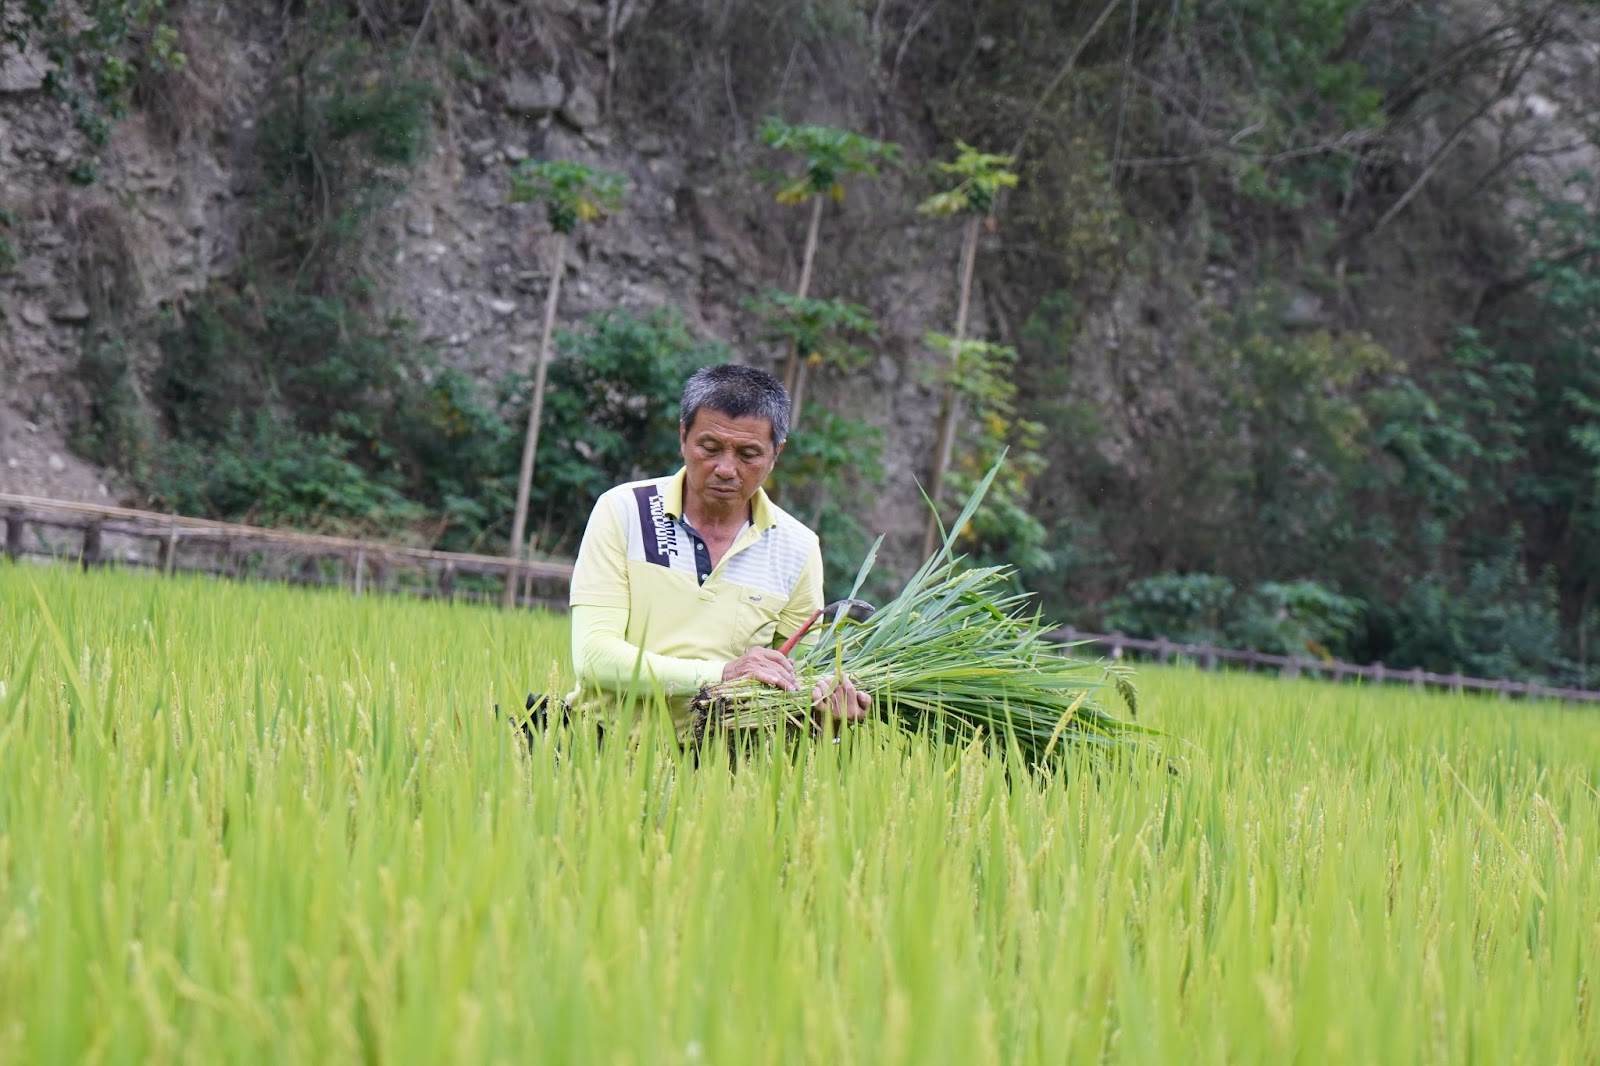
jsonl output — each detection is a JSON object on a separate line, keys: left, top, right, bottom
{"left": 569, "top": 491, "right": 631, "bottom": 609}
{"left": 774, "top": 539, "right": 826, "bottom": 651}
{"left": 571, "top": 604, "right": 725, "bottom": 695}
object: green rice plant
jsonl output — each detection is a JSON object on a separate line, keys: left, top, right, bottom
{"left": 3, "top": 559, "right": 1599, "bottom": 1063}
{"left": 690, "top": 459, "right": 1150, "bottom": 766}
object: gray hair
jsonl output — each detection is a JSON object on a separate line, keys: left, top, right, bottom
{"left": 679, "top": 364, "right": 791, "bottom": 446}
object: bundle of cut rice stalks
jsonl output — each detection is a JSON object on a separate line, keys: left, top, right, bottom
{"left": 688, "top": 459, "right": 1158, "bottom": 768}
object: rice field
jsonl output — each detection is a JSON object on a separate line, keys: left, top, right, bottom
{"left": 2, "top": 562, "right": 1597, "bottom": 1064}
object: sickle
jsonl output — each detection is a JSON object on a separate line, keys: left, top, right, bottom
{"left": 777, "top": 597, "right": 876, "bottom": 657}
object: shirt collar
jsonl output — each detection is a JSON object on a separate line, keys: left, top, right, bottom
{"left": 665, "top": 468, "right": 778, "bottom": 530}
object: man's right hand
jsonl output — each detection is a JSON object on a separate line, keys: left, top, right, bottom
{"left": 722, "top": 648, "right": 799, "bottom": 691}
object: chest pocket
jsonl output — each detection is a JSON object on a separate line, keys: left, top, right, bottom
{"left": 735, "top": 589, "right": 789, "bottom": 650}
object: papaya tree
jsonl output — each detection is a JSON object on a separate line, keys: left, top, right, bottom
{"left": 744, "top": 289, "right": 877, "bottom": 382}
{"left": 757, "top": 116, "right": 898, "bottom": 426}
{"left": 917, "top": 141, "right": 1018, "bottom": 557}
{"left": 921, "top": 334, "right": 1049, "bottom": 575}
{"left": 503, "top": 158, "right": 625, "bottom": 606}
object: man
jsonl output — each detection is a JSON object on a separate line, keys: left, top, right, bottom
{"left": 565, "top": 363, "right": 869, "bottom": 736}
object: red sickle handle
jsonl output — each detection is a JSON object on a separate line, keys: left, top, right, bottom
{"left": 778, "top": 608, "right": 824, "bottom": 657}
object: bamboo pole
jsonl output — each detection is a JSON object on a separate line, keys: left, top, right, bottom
{"left": 782, "top": 195, "right": 826, "bottom": 427}
{"left": 504, "top": 231, "right": 568, "bottom": 608}
{"left": 921, "top": 214, "right": 982, "bottom": 558}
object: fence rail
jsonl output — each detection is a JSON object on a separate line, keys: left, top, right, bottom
{"left": 1, "top": 493, "right": 571, "bottom": 606}
{"left": 7, "top": 492, "right": 1597, "bottom": 705}
{"left": 1046, "top": 626, "right": 1600, "bottom": 705}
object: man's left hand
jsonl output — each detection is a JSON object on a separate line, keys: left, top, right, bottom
{"left": 811, "top": 672, "right": 870, "bottom": 723}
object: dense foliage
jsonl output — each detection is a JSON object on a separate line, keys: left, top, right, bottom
{"left": 22, "top": 0, "right": 1600, "bottom": 683}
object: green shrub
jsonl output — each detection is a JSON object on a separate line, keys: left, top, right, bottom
{"left": 1104, "top": 572, "right": 1364, "bottom": 662}
{"left": 392, "top": 368, "right": 518, "bottom": 553}
{"left": 154, "top": 286, "right": 413, "bottom": 446}
{"left": 252, "top": 31, "right": 437, "bottom": 289}
{"left": 69, "top": 333, "right": 153, "bottom": 478}
{"left": 149, "top": 412, "right": 419, "bottom": 530}
{"left": 1101, "top": 573, "right": 1239, "bottom": 645}
{"left": 1376, "top": 548, "right": 1570, "bottom": 683}
{"left": 1228, "top": 580, "right": 1364, "bottom": 660}
{"left": 503, "top": 308, "right": 732, "bottom": 555}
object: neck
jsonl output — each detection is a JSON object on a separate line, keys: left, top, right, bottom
{"left": 684, "top": 499, "right": 749, "bottom": 533}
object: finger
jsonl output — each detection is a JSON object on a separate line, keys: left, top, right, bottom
{"left": 757, "top": 650, "right": 797, "bottom": 682}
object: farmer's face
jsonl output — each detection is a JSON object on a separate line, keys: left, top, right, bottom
{"left": 680, "top": 408, "right": 782, "bottom": 519}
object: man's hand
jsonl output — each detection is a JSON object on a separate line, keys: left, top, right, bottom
{"left": 811, "top": 672, "right": 871, "bottom": 723}
{"left": 722, "top": 648, "right": 800, "bottom": 691}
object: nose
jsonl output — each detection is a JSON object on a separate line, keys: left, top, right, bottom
{"left": 713, "top": 453, "right": 737, "bottom": 478}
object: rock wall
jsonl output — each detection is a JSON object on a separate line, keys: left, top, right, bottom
{"left": 0, "top": 2, "right": 961, "bottom": 562}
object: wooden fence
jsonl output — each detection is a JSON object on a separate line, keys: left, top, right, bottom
{"left": 6, "top": 491, "right": 1597, "bottom": 705}
{"left": 1, "top": 493, "right": 572, "bottom": 607}
{"left": 1047, "top": 626, "right": 1600, "bottom": 705}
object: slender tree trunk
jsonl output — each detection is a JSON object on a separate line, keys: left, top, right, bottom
{"left": 503, "top": 232, "right": 568, "bottom": 609}
{"left": 782, "top": 195, "right": 826, "bottom": 426}
{"left": 921, "top": 214, "right": 981, "bottom": 558}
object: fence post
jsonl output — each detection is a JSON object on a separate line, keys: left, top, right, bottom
{"left": 353, "top": 549, "right": 366, "bottom": 596}
{"left": 1284, "top": 657, "right": 1300, "bottom": 679}
{"left": 4, "top": 509, "right": 23, "bottom": 561}
{"left": 1410, "top": 666, "right": 1425, "bottom": 689}
{"left": 1372, "top": 661, "right": 1386, "bottom": 686}
{"left": 81, "top": 520, "right": 103, "bottom": 570}
{"left": 1155, "top": 636, "right": 1172, "bottom": 663}
{"left": 159, "top": 530, "right": 179, "bottom": 576}
{"left": 439, "top": 562, "right": 456, "bottom": 602}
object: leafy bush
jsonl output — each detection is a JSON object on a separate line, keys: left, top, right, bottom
{"left": 392, "top": 368, "right": 519, "bottom": 553}
{"left": 1102, "top": 572, "right": 1363, "bottom": 661}
{"left": 1101, "top": 573, "right": 1239, "bottom": 645}
{"left": 507, "top": 308, "right": 732, "bottom": 555}
{"left": 1376, "top": 548, "right": 1570, "bottom": 683}
{"left": 69, "top": 333, "right": 153, "bottom": 478}
{"left": 1229, "top": 580, "right": 1363, "bottom": 660}
{"left": 254, "top": 32, "right": 437, "bottom": 286}
{"left": 154, "top": 285, "right": 413, "bottom": 445}
{"left": 149, "top": 413, "right": 418, "bottom": 530}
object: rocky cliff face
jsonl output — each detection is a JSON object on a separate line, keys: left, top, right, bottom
{"left": 3, "top": 0, "right": 1597, "bottom": 585}
{"left": 0, "top": 1, "right": 956, "bottom": 562}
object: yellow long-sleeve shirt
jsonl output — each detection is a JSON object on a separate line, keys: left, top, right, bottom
{"left": 566, "top": 469, "right": 824, "bottom": 732}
